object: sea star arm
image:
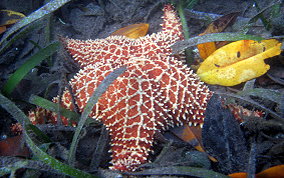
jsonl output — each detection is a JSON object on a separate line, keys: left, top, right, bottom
{"left": 160, "top": 4, "right": 184, "bottom": 44}
{"left": 64, "top": 36, "right": 136, "bottom": 68}
{"left": 63, "top": 4, "right": 184, "bottom": 69}
{"left": 28, "top": 4, "right": 213, "bottom": 172}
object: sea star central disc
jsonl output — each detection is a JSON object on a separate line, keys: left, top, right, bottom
{"left": 29, "top": 4, "right": 212, "bottom": 172}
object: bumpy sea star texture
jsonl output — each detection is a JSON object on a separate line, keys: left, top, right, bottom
{"left": 29, "top": 5, "right": 212, "bottom": 172}
{"left": 224, "top": 104, "right": 264, "bottom": 123}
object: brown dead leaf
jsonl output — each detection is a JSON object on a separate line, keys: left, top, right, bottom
{"left": 198, "top": 12, "right": 240, "bottom": 59}
{"left": 0, "top": 135, "right": 29, "bottom": 157}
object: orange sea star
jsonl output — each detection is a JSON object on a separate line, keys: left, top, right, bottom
{"left": 29, "top": 4, "right": 213, "bottom": 172}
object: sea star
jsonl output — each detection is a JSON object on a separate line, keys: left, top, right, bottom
{"left": 224, "top": 104, "right": 264, "bottom": 123}
{"left": 29, "top": 4, "right": 213, "bottom": 172}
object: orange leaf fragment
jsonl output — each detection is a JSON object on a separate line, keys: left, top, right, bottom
{"left": 228, "top": 172, "right": 247, "bottom": 178}
{"left": 110, "top": 23, "right": 149, "bottom": 39}
{"left": 257, "top": 164, "right": 284, "bottom": 178}
{"left": 197, "top": 36, "right": 217, "bottom": 60}
{"left": 228, "top": 164, "right": 284, "bottom": 178}
{"left": 197, "top": 12, "right": 239, "bottom": 59}
{"left": 0, "top": 26, "right": 6, "bottom": 34}
{"left": 171, "top": 125, "right": 217, "bottom": 162}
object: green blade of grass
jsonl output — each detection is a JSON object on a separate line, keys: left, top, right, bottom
{"left": 29, "top": 95, "right": 81, "bottom": 122}
{"left": 24, "top": 127, "right": 97, "bottom": 178}
{"left": 2, "top": 41, "right": 60, "bottom": 96}
{"left": 29, "top": 95, "right": 96, "bottom": 125}
{"left": 0, "top": 157, "right": 59, "bottom": 176}
{"left": 176, "top": 0, "right": 195, "bottom": 65}
{"left": 177, "top": 1, "right": 190, "bottom": 39}
{"left": 185, "top": 0, "right": 198, "bottom": 9}
{"left": 125, "top": 166, "right": 229, "bottom": 178}
{"left": 26, "top": 124, "right": 52, "bottom": 143}
{"left": 0, "top": 159, "right": 28, "bottom": 177}
{"left": 0, "top": 93, "right": 98, "bottom": 178}
{"left": 68, "top": 66, "right": 127, "bottom": 166}
{"left": 249, "top": 0, "right": 282, "bottom": 30}
{"left": 0, "top": 0, "right": 71, "bottom": 46}
{"left": 171, "top": 32, "right": 264, "bottom": 54}
{"left": 0, "top": 167, "right": 11, "bottom": 177}
{"left": 0, "top": 20, "right": 42, "bottom": 57}
{"left": 237, "top": 88, "right": 282, "bottom": 105}
{"left": 0, "top": 93, "right": 31, "bottom": 125}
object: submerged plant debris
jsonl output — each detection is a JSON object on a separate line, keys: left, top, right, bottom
{"left": 0, "top": 0, "right": 283, "bottom": 177}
